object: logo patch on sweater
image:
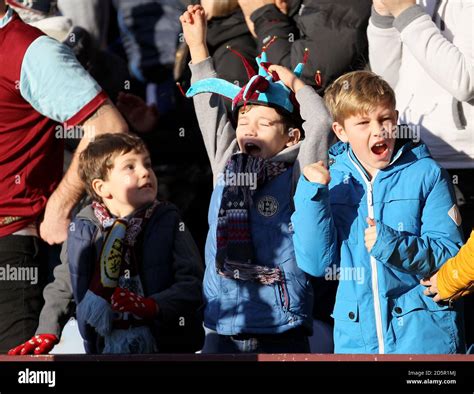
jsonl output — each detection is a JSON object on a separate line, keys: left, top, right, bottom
{"left": 448, "top": 204, "right": 462, "bottom": 227}
{"left": 257, "top": 196, "right": 278, "bottom": 217}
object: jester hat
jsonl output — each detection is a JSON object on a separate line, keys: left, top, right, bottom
{"left": 186, "top": 39, "right": 309, "bottom": 118}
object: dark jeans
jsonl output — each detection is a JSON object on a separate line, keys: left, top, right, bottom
{"left": 0, "top": 235, "right": 47, "bottom": 353}
{"left": 205, "top": 328, "right": 310, "bottom": 354}
{"left": 447, "top": 169, "right": 474, "bottom": 349}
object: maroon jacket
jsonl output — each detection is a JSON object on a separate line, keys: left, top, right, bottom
{"left": 0, "top": 12, "right": 106, "bottom": 236}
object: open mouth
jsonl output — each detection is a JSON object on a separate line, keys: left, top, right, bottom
{"left": 371, "top": 142, "right": 388, "bottom": 156}
{"left": 244, "top": 142, "right": 262, "bottom": 157}
{"left": 139, "top": 182, "right": 153, "bottom": 189}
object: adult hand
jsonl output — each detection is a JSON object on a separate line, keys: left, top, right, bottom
{"left": 39, "top": 193, "right": 70, "bottom": 245}
{"left": 238, "top": 0, "right": 287, "bottom": 37}
{"left": 8, "top": 334, "right": 59, "bottom": 355}
{"left": 238, "top": 0, "right": 275, "bottom": 18}
{"left": 238, "top": 0, "right": 288, "bottom": 16}
{"left": 378, "top": 0, "right": 417, "bottom": 18}
{"left": 303, "top": 161, "right": 331, "bottom": 185}
{"left": 116, "top": 92, "right": 159, "bottom": 134}
{"left": 372, "top": 0, "right": 392, "bottom": 16}
{"left": 268, "top": 64, "right": 305, "bottom": 93}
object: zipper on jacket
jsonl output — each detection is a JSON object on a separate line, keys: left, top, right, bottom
{"left": 348, "top": 153, "right": 385, "bottom": 354}
{"left": 366, "top": 181, "right": 385, "bottom": 354}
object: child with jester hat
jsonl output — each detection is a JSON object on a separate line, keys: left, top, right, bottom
{"left": 180, "top": 5, "right": 332, "bottom": 353}
{"left": 291, "top": 71, "right": 465, "bottom": 354}
{"left": 10, "top": 133, "right": 204, "bottom": 355}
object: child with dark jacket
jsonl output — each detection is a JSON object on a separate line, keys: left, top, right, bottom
{"left": 9, "top": 133, "right": 204, "bottom": 354}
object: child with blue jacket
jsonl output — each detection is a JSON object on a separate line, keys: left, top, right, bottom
{"left": 292, "top": 70, "right": 466, "bottom": 354}
{"left": 180, "top": 5, "right": 332, "bottom": 353}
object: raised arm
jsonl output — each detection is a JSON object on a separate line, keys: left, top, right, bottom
{"left": 391, "top": 1, "right": 474, "bottom": 101}
{"left": 238, "top": 0, "right": 296, "bottom": 68}
{"left": 180, "top": 5, "right": 238, "bottom": 179}
{"left": 267, "top": 65, "right": 332, "bottom": 181}
{"left": 369, "top": 0, "right": 474, "bottom": 101}
{"left": 367, "top": 2, "right": 403, "bottom": 88}
{"left": 292, "top": 163, "right": 339, "bottom": 277}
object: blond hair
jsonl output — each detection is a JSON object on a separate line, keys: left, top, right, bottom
{"left": 324, "top": 71, "right": 396, "bottom": 125}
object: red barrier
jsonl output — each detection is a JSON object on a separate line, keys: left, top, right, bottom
{"left": 1, "top": 354, "right": 473, "bottom": 362}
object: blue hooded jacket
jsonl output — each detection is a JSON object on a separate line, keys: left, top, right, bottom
{"left": 292, "top": 140, "right": 465, "bottom": 354}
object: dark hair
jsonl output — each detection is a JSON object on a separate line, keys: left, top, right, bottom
{"left": 78, "top": 133, "right": 148, "bottom": 201}
{"left": 274, "top": 106, "right": 304, "bottom": 136}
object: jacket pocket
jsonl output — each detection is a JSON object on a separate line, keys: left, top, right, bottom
{"left": 276, "top": 259, "right": 312, "bottom": 316}
{"left": 389, "top": 286, "right": 461, "bottom": 353}
{"left": 331, "top": 299, "right": 365, "bottom": 351}
{"left": 380, "top": 198, "right": 421, "bottom": 235}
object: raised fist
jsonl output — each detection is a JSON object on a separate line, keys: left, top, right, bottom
{"left": 303, "top": 161, "right": 331, "bottom": 185}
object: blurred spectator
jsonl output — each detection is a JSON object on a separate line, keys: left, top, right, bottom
{"left": 8, "top": 0, "right": 130, "bottom": 103}
{"left": 203, "top": 0, "right": 257, "bottom": 88}
{"left": 238, "top": 0, "right": 372, "bottom": 93}
{"left": 6, "top": 0, "right": 70, "bottom": 41}
{"left": 175, "top": 0, "right": 257, "bottom": 113}
{"left": 113, "top": 0, "right": 184, "bottom": 85}
{"left": 57, "top": 0, "right": 110, "bottom": 48}
{"left": 63, "top": 26, "right": 130, "bottom": 103}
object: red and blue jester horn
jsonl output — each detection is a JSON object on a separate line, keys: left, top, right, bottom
{"left": 185, "top": 38, "right": 309, "bottom": 116}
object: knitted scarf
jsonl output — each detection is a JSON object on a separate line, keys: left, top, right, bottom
{"left": 216, "top": 153, "right": 290, "bottom": 285}
{"left": 76, "top": 200, "right": 159, "bottom": 354}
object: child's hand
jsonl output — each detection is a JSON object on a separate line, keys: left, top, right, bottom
{"left": 303, "top": 161, "right": 330, "bottom": 185}
{"left": 268, "top": 64, "right": 306, "bottom": 93}
{"left": 8, "top": 334, "right": 59, "bottom": 355}
{"left": 179, "top": 5, "right": 209, "bottom": 63}
{"left": 365, "top": 218, "right": 377, "bottom": 253}
{"left": 111, "top": 288, "right": 158, "bottom": 320}
{"left": 116, "top": 92, "right": 159, "bottom": 134}
{"left": 420, "top": 274, "right": 442, "bottom": 302}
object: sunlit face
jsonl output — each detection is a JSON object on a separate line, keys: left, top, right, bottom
{"left": 236, "top": 105, "right": 299, "bottom": 160}
{"left": 334, "top": 104, "right": 398, "bottom": 179}
{"left": 93, "top": 150, "right": 157, "bottom": 217}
